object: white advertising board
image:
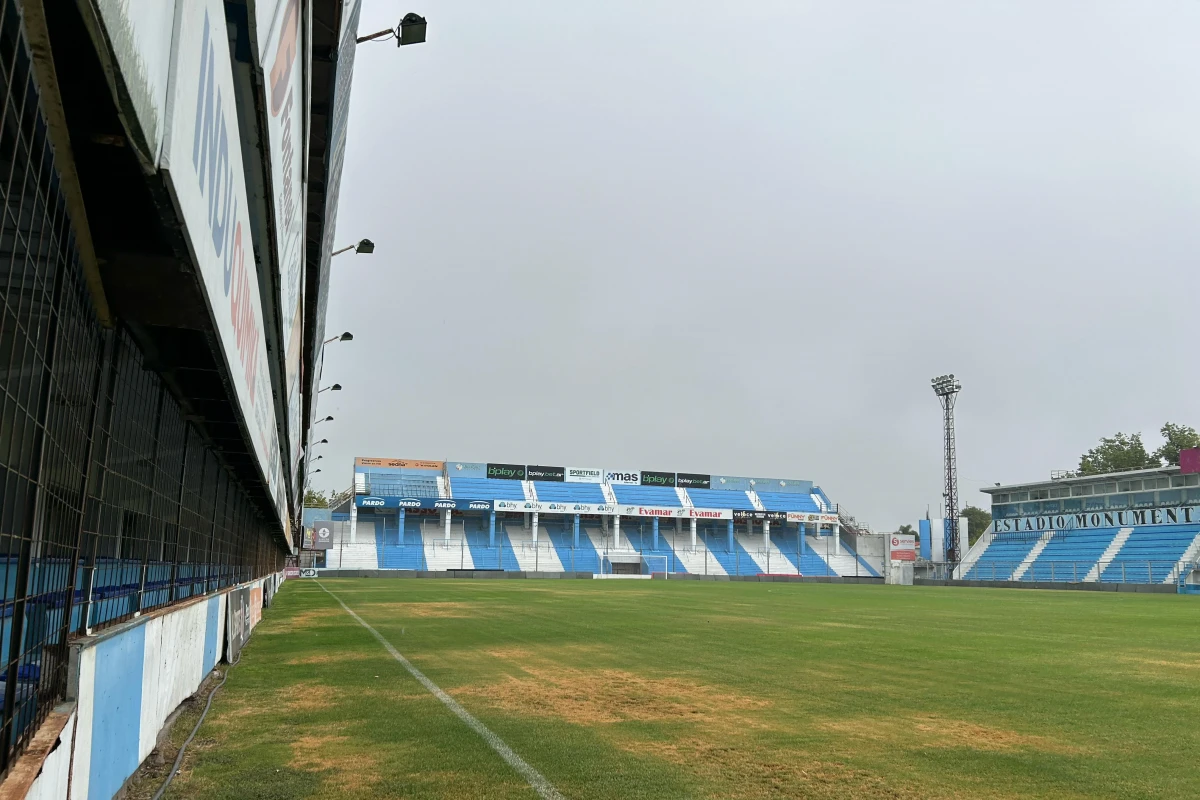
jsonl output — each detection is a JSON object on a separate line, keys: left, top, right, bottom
{"left": 161, "top": 0, "right": 285, "bottom": 527}
{"left": 94, "top": 0, "right": 177, "bottom": 161}
{"left": 888, "top": 533, "right": 916, "bottom": 562}
{"left": 258, "top": 0, "right": 307, "bottom": 477}
{"left": 565, "top": 467, "right": 603, "bottom": 483}
{"left": 605, "top": 469, "right": 641, "bottom": 485}
{"left": 785, "top": 512, "right": 840, "bottom": 525}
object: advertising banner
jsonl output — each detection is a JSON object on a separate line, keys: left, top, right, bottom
{"left": 283, "top": 566, "right": 300, "bottom": 578}
{"left": 161, "top": 0, "right": 286, "bottom": 530}
{"left": 1181, "top": 448, "right": 1200, "bottom": 475}
{"left": 732, "top": 510, "right": 788, "bottom": 522}
{"left": 225, "top": 585, "right": 251, "bottom": 661}
{"left": 355, "top": 457, "right": 445, "bottom": 470}
{"left": 313, "top": 522, "right": 333, "bottom": 550}
{"left": 712, "top": 475, "right": 752, "bottom": 491}
{"left": 617, "top": 505, "right": 733, "bottom": 519}
{"left": 486, "top": 463, "right": 526, "bottom": 480}
{"left": 565, "top": 467, "right": 603, "bottom": 483}
{"left": 258, "top": 0, "right": 307, "bottom": 486}
{"left": 299, "top": 568, "right": 318, "bottom": 578}
{"left": 92, "top": 0, "right": 178, "bottom": 162}
{"left": 494, "top": 500, "right": 616, "bottom": 515}
{"left": 526, "top": 465, "right": 565, "bottom": 482}
{"left": 356, "top": 496, "right": 492, "bottom": 511}
{"left": 605, "top": 469, "right": 640, "bottom": 485}
{"left": 785, "top": 512, "right": 840, "bottom": 525}
{"left": 675, "top": 473, "right": 711, "bottom": 489}
{"left": 992, "top": 506, "right": 1200, "bottom": 533}
{"left": 450, "top": 461, "right": 488, "bottom": 478}
{"left": 684, "top": 507, "right": 733, "bottom": 520}
{"left": 889, "top": 533, "right": 917, "bottom": 562}
{"left": 640, "top": 470, "right": 676, "bottom": 488}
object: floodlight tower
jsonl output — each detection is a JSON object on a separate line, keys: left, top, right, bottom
{"left": 931, "top": 374, "right": 963, "bottom": 564}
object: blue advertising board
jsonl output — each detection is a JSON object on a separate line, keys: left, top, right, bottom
{"left": 355, "top": 496, "right": 493, "bottom": 511}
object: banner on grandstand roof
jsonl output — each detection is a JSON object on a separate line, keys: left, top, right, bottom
{"left": 732, "top": 510, "right": 788, "bottom": 522}
{"left": 675, "top": 473, "right": 711, "bottom": 489}
{"left": 450, "top": 461, "right": 487, "bottom": 477}
{"left": 355, "top": 457, "right": 444, "bottom": 470}
{"left": 994, "top": 506, "right": 1200, "bottom": 533}
{"left": 889, "top": 533, "right": 916, "bottom": 562}
{"left": 619, "top": 505, "right": 732, "bottom": 520}
{"left": 605, "top": 469, "right": 640, "bottom": 485}
{"left": 527, "top": 465, "right": 565, "bottom": 482}
{"left": 494, "top": 499, "right": 616, "bottom": 515}
{"left": 640, "top": 470, "right": 676, "bottom": 488}
{"left": 356, "top": 496, "right": 492, "bottom": 511}
{"left": 487, "top": 463, "right": 526, "bottom": 480}
{"left": 712, "top": 475, "right": 752, "bottom": 491}
{"left": 785, "top": 512, "right": 840, "bottom": 525}
{"left": 565, "top": 467, "right": 603, "bottom": 483}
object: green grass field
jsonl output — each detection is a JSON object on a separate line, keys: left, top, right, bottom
{"left": 155, "top": 579, "right": 1200, "bottom": 799}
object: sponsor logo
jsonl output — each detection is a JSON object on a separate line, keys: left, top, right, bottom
{"left": 300, "top": 568, "right": 318, "bottom": 578}
{"left": 487, "top": 463, "right": 526, "bottom": 480}
{"left": 494, "top": 499, "right": 524, "bottom": 511}
{"left": 467, "top": 501, "right": 491, "bottom": 510}
{"left": 361, "top": 497, "right": 385, "bottom": 507}
{"left": 640, "top": 471, "right": 676, "bottom": 487}
{"left": 638, "top": 506, "right": 677, "bottom": 517}
{"left": 547, "top": 503, "right": 569, "bottom": 511}
{"left": 434, "top": 500, "right": 456, "bottom": 509}
{"left": 527, "top": 465, "right": 565, "bottom": 482}
{"left": 686, "top": 508, "right": 725, "bottom": 519}
{"left": 676, "top": 473, "right": 711, "bottom": 489}
{"left": 566, "top": 467, "right": 603, "bottom": 483}
{"left": 317, "top": 526, "right": 331, "bottom": 539}
{"left": 397, "top": 498, "right": 422, "bottom": 508}
{"left": 606, "top": 471, "right": 640, "bottom": 485}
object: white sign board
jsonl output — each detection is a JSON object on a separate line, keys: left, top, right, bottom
{"left": 161, "top": 0, "right": 285, "bottom": 527}
{"left": 888, "top": 533, "right": 916, "bottom": 562}
{"left": 565, "top": 467, "right": 603, "bottom": 483}
{"left": 95, "top": 0, "right": 177, "bottom": 161}
{"left": 259, "top": 0, "right": 307, "bottom": 477}
{"left": 785, "top": 512, "right": 840, "bottom": 525}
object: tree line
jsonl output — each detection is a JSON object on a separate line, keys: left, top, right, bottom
{"left": 1077, "top": 423, "right": 1198, "bottom": 476}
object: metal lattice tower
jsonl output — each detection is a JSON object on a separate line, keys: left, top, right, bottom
{"left": 931, "top": 374, "right": 962, "bottom": 563}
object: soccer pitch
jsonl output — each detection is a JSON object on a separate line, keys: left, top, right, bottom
{"left": 157, "top": 579, "right": 1200, "bottom": 799}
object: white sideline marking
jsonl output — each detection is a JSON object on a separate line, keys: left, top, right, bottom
{"left": 316, "top": 582, "right": 566, "bottom": 800}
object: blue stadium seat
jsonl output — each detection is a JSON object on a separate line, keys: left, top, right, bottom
{"left": 1026, "top": 529, "right": 1117, "bottom": 581}
{"left": 1100, "top": 525, "right": 1200, "bottom": 584}
{"left": 757, "top": 492, "right": 820, "bottom": 512}
{"left": 532, "top": 482, "right": 605, "bottom": 504}
{"left": 966, "top": 534, "right": 1042, "bottom": 580}
{"left": 450, "top": 477, "right": 526, "bottom": 500}
{"left": 685, "top": 488, "right": 756, "bottom": 510}
{"left": 611, "top": 485, "right": 682, "bottom": 507}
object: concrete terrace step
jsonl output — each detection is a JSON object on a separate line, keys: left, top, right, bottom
{"left": 1084, "top": 528, "right": 1133, "bottom": 582}
{"left": 1011, "top": 531, "right": 1055, "bottom": 581}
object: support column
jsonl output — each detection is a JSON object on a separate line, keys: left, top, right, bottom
{"left": 573, "top": 514, "right": 580, "bottom": 547}
{"left": 350, "top": 503, "right": 358, "bottom": 544}
{"left": 523, "top": 512, "right": 531, "bottom": 531}
{"left": 763, "top": 519, "right": 771, "bottom": 550}
{"left": 800, "top": 522, "right": 807, "bottom": 555}
{"left": 834, "top": 522, "right": 841, "bottom": 554}
{"left": 399, "top": 508, "right": 406, "bottom": 545}
{"left": 489, "top": 511, "right": 496, "bottom": 546}
{"left": 675, "top": 518, "right": 682, "bottom": 537}
{"left": 532, "top": 512, "right": 539, "bottom": 543}
{"left": 614, "top": 515, "right": 621, "bottom": 549}
{"left": 690, "top": 517, "right": 697, "bottom": 547}
{"left": 727, "top": 519, "right": 734, "bottom": 551}
{"left": 444, "top": 509, "right": 452, "bottom": 540}
{"left": 652, "top": 518, "right": 659, "bottom": 549}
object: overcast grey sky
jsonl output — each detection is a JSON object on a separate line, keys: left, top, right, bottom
{"left": 314, "top": 1, "right": 1200, "bottom": 530}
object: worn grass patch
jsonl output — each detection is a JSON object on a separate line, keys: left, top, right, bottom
{"left": 157, "top": 579, "right": 1200, "bottom": 799}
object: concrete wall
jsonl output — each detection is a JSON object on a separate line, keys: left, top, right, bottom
{"left": 19, "top": 575, "right": 280, "bottom": 800}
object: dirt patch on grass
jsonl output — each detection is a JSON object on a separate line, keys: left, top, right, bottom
{"left": 285, "top": 650, "right": 375, "bottom": 666}
{"left": 290, "top": 734, "right": 380, "bottom": 794}
{"left": 262, "top": 607, "right": 343, "bottom": 633}
{"left": 620, "top": 737, "right": 932, "bottom": 800}
{"left": 820, "top": 714, "right": 1082, "bottom": 755}
{"left": 453, "top": 665, "right": 768, "bottom": 726}
{"left": 364, "top": 601, "right": 478, "bottom": 618}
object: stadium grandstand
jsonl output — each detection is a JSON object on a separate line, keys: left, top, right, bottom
{"left": 303, "top": 458, "right": 882, "bottom": 578}
{"left": 958, "top": 465, "right": 1200, "bottom": 587}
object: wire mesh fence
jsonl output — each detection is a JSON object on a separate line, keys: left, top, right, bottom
{"left": 0, "top": 0, "right": 284, "bottom": 772}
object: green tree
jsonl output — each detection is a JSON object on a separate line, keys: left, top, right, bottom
{"left": 303, "top": 489, "right": 329, "bottom": 508}
{"left": 961, "top": 506, "right": 991, "bottom": 545}
{"left": 1078, "top": 432, "right": 1160, "bottom": 476}
{"left": 1154, "top": 422, "right": 1200, "bottom": 466}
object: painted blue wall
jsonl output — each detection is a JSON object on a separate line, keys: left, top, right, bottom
{"left": 88, "top": 625, "right": 146, "bottom": 800}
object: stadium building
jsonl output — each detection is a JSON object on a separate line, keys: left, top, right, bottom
{"left": 960, "top": 465, "right": 1200, "bottom": 587}
{"left": 0, "top": 0, "right": 364, "bottom": 793}
{"left": 304, "top": 458, "right": 884, "bottom": 578}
